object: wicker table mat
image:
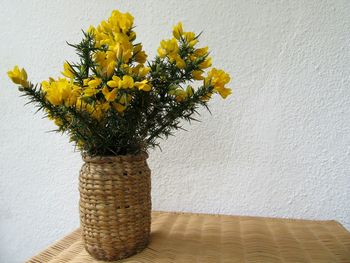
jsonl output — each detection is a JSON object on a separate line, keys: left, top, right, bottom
{"left": 27, "top": 211, "right": 350, "bottom": 263}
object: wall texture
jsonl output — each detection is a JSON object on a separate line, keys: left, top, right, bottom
{"left": 0, "top": 0, "right": 349, "bottom": 262}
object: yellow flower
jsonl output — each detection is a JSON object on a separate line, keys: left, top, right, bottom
{"left": 7, "top": 66, "right": 30, "bottom": 88}
{"left": 133, "top": 44, "right": 147, "bottom": 63}
{"left": 188, "top": 39, "right": 198, "bottom": 47}
{"left": 102, "top": 86, "right": 117, "bottom": 102}
{"left": 173, "top": 22, "right": 183, "bottom": 40}
{"left": 91, "top": 108, "right": 104, "bottom": 121}
{"left": 157, "top": 46, "right": 167, "bottom": 58}
{"left": 100, "top": 20, "right": 112, "bottom": 33}
{"left": 207, "top": 68, "right": 230, "bottom": 87}
{"left": 45, "top": 89, "right": 62, "bottom": 105}
{"left": 99, "top": 102, "right": 111, "bottom": 111}
{"left": 110, "top": 10, "right": 134, "bottom": 33}
{"left": 82, "top": 78, "right": 90, "bottom": 86}
{"left": 183, "top": 32, "right": 198, "bottom": 47}
{"left": 157, "top": 38, "right": 179, "bottom": 58}
{"left": 215, "top": 86, "right": 232, "bottom": 99}
{"left": 94, "top": 51, "right": 116, "bottom": 77}
{"left": 157, "top": 38, "right": 187, "bottom": 69}
{"left": 133, "top": 44, "right": 142, "bottom": 54}
{"left": 194, "top": 47, "right": 208, "bottom": 57}
{"left": 88, "top": 78, "right": 102, "bottom": 89}
{"left": 107, "top": 75, "right": 122, "bottom": 88}
{"left": 175, "top": 55, "right": 186, "bottom": 69}
{"left": 205, "top": 68, "right": 232, "bottom": 99}
{"left": 139, "top": 66, "right": 151, "bottom": 77}
{"left": 135, "top": 50, "right": 147, "bottom": 63}
{"left": 113, "top": 41, "right": 133, "bottom": 63}
{"left": 192, "top": 70, "right": 204, "bottom": 80}
{"left": 184, "top": 32, "right": 195, "bottom": 42}
{"left": 135, "top": 80, "right": 151, "bottom": 91}
{"left": 186, "top": 85, "right": 194, "bottom": 96}
{"left": 79, "top": 101, "right": 109, "bottom": 121}
{"left": 174, "top": 89, "right": 187, "bottom": 102}
{"left": 61, "top": 62, "right": 74, "bottom": 79}
{"left": 91, "top": 11, "right": 135, "bottom": 65}
{"left": 106, "top": 60, "right": 116, "bottom": 77}
{"left": 87, "top": 25, "right": 96, "bottom": 35}
{"left": 121, "top": 75, "right": 134, "bottom": 89}
{"left": 133, "top": 65, "right": 151, "bottom": 77}
{"left": 82, "top": 78, "right": 102, "bottom": 97}
{"left": 121, "top": 64, "right": 133, "bottom": 74}
{"left": 112, "top": 102, "right": 127, "bottom": 113}
{"left": 41, "top": 78, "right": 81, "bottom": 106}
{"left": 83, "top": 87, "right": 99, "bottom": 97}
{"left": 199, "top": 57, "right": 212, "bottom": 69}
{"left": 120, "top": 94, "right": 132, "bottom": 105}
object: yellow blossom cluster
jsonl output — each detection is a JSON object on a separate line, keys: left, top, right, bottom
{"left": 7, "top": 9, "right": 233, "bottom": 155}
{"left": 88, "top": 10, "right": 147, "bottom": 76}
{"left": 8, "top": 10, "right": 232, "bottom": 131}
{"left": 35, "top": 10, "right": 152, "bottom": 121}
{"left": 205, "top": 68, "right": 232, "bottom": 99}
{"left": 157, "top": 22, "right": 231, "bottom": 100}
{"left": 41, "top": 78, "right": 81, "bottom": 106}
{"left": 169, "top": 85, "right": 194, "bottom": 102}
{"left": 158, "top": 22, "right": 212, "bottom": 73}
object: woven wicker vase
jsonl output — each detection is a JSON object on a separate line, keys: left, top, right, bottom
{"left": 79, "top": 153, "right": 152, "bottom": 261}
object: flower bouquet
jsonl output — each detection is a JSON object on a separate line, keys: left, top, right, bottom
{"left": 8, "top": 10, "right": 231, "bottom": 261}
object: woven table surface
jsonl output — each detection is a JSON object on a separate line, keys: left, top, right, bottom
{"left": 27, "top": 211, "right": 350, "bottom": 263}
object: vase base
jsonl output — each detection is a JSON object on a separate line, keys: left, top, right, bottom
{"left": 84, "top": 238, "right": 149, "bottom": 261}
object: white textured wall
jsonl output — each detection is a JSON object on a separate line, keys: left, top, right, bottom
{"left": 1, "top": 0, "right": 349, "bottom": 262}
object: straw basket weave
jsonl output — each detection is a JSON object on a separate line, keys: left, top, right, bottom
{"left": 79, "top": 153, "right": 151, "bottom": 261}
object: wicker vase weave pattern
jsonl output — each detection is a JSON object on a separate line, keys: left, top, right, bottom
{"left": 79, "top": 153, "right": 151, "bottom": 261}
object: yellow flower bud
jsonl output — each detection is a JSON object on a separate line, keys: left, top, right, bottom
{"left": 188, "top": 39, "right": 198, "bottom": 48}
{"left": 133, "top": 44, "right": 142, "bottom": 54}
{"left": 61, "top": 62, "right": 74, "bottom": 79}
{"left": 7, "top": 66, "right": 30, "bottom": 88}
{"left": 173, "top": 22, "right": 183, "bottom": 40}
{"left": 186, "top": 85, "right": 194, "bottom": 96}
{"left": 183, "top": 32, "right": 195, "bottom": 42}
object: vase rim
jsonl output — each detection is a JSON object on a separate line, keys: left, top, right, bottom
{"left": 82, "top": 152, "right": 149, "bottom": 163}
